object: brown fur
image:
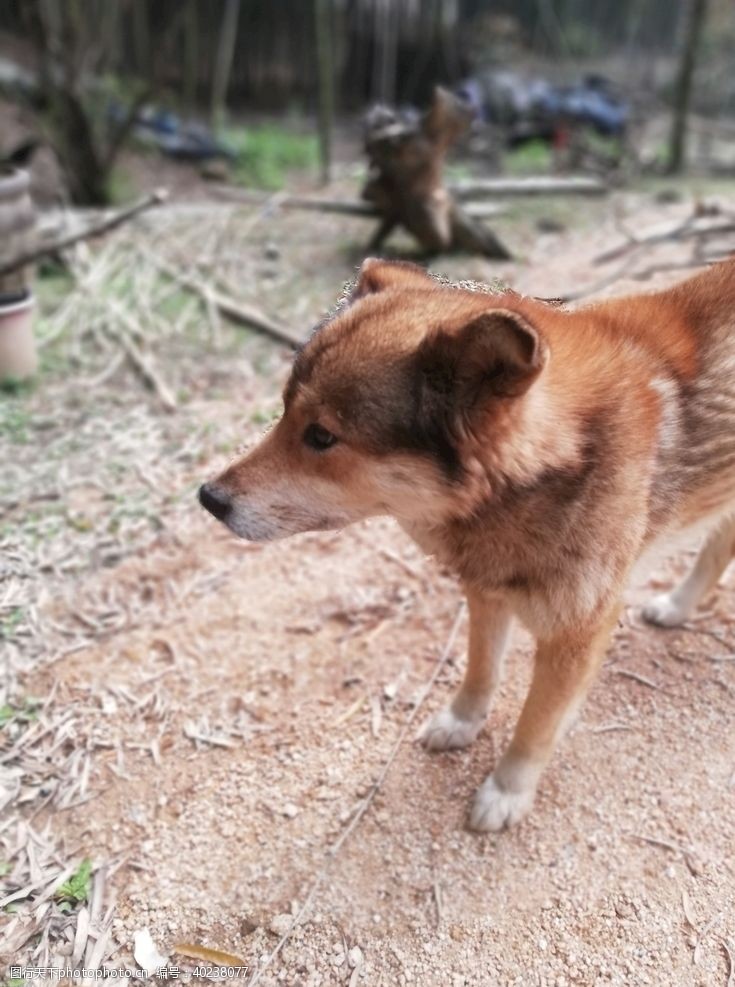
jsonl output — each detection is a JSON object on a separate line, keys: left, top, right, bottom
{"left": 200, "top": 256, "right": 735, "bottom": 831}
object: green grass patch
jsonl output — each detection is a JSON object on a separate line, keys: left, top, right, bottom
{"left": 0, "top": 696, "right": 40, "bottom": 727}
{"left": 0, "top": 400, "right": 32, "bottom": 444}
{"left": 503, "top": 140, "right": 553, "bottom": 175}
{"left": 56, "top": 858, "right": 93, "bottom": 907}
{"left": 227, "top": 125, "right": 318, "bottom": 190}
{"left": 0, "top": 607, "right": 25, "bottom": 642}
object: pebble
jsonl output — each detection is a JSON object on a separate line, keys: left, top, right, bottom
{"left": 268, "top": 913, "right": 293, "bottom": 937}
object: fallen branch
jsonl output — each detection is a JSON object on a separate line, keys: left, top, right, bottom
{"left": 594, "top": 215, "right": 735, "bottom": 266}
{"left": 104, "top": 318, "right": 177, "bottom": 413}
{"left": 211, "top": 186, "right": 506, "bottom": 221}
{"left": 631, "top": 256, "right": 727, "bottom": 281}
{"left": 552, "top": 252, "right": 642, "bottom": 303}
{"left": 247, "top": 602, "right": 466, "bottom": 986}
{"left": 140, "top": 247, "right": 302, "bottom": 349}
{"left": 0, "top": 189, "right": 168, "bottom": 278}
{"left": 449, "top": 176, "right": 607, "bottom": 198}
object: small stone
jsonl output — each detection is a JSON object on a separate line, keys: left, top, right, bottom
{"left": 282, "top": 803, "right": 299, "bottom": 818}
{"left": 268, "top": 913, "right": 293, "bottom": 937}
{"left": 348, "top": 946, "right": 363, "bottom": 968}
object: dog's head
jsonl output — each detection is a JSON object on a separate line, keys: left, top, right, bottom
{"left": 199, "top": 259, "right": 548, "bottom": 541}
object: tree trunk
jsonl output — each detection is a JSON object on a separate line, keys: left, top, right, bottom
{"left": 210, "top": 0, "right": 242, "bottom": 133}
{"left": 667, "top": 0, "right": 709, "bottom": 174}
{"left": 314, "top": 0, "right": 335, "bottom": 185}
{"left": 132, "top": 0, "right": 151, "bottom": 81}
{"left": 183, "top": 0, "right": 199, "bottom": 111}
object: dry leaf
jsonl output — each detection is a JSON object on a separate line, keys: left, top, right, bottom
{"left": 133, "top": 928, "right": 168, "bottom": 971}
{"left": 174, "top": 942, "right": 248, "bottom": 966}
{"left": 682, "top": 889, "right": 699, "bottom": 930}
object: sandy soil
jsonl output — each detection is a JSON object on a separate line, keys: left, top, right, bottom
{"left": 4, "top": 192, "right": 735, "bottom": 986}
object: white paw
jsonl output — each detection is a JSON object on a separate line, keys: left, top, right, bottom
{"left": 468, "top": 775, "right": 535, "bottom": 832}
{"left": 418, "top": 706, "right": 484, "bottom": 751}
{"left": 642, "top": 592, "right": 688, "bottom": 628}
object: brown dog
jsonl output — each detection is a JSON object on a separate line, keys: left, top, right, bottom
{"left": 199, "top": 257, "right": 735, "bottom": 831}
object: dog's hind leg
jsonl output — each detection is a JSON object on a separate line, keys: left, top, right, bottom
{"left": 469, "top": 606, "right": 619, "bottom": 831}
{"left": 642, "top": 515, "right": 735, "bottom": 628}
{"left": 419, "top": 590, "right": 512, "bottom": 751}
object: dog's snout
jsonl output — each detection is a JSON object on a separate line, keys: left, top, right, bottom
{"left": 198, "top": 483, "right": 232, "bottom": 522}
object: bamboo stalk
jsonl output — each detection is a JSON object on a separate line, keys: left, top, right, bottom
{"left": 0, "top": 189, "right": 168, "bottom": 278}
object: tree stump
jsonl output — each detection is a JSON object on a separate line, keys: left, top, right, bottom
{"left": 361, "top": 87, "right": 512, "bottom": 259}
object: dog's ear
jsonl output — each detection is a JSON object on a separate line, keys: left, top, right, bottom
{"left": 352, "top": 258, "right": 433, "bottom": 298}
{"left": 419, "top": 308, "right": 548, "bottom": 407}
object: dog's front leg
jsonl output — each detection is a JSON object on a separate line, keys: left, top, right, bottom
{"left": 469, "top": 607, "right": 619, "bottom": 831}
{"left": 420, "top": 590, "right": 513, "bottom": 751}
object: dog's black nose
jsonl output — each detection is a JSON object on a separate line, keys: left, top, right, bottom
{"left": 198, "top": 483, "right": 232, "bottom": 521}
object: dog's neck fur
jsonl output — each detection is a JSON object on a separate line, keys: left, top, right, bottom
{"left": 402, "top": 300, "right": 661, "bottom": 621}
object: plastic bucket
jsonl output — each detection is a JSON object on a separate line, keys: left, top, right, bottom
{"left": 0, "top": 291, "right": 37, "bottom": 381}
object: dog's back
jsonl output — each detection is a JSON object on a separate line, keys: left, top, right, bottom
{"left": 559, "top": 258, "right": 735, "bottom": 541}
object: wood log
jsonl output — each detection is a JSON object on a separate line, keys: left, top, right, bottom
{"left": 0, "top": 189, "right": 168, "bottom": 279}
{"left": 449, "top": 176, "right": 608, "bottom": 198}
{"left": 211, "top": 186, "right": 507, "bottom": 221}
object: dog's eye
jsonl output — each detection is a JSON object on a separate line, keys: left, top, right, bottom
{"left": 303, "top": 423, "right": 338, "bottom": 451}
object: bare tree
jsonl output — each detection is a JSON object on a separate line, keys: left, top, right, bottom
{"left": 667, "top": 0, "right": 709, "bottom": 174}
{"left": 23, "top": 0, "right": 178, "bottom": 206}
{"left": 314, "top": 0, "right": 335, "bottom": 185}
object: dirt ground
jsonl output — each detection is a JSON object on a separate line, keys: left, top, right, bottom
{"left": 2, "top": 186, "right": 735, "bottom": 986}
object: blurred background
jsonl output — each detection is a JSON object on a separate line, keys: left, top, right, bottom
{"left": 2, "top": 3, "right": 735, "bottom": 985}
{"left": 0, "top": 0, "right": 733, "bottom": 203}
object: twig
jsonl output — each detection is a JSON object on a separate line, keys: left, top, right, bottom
{"left": 247, "top": 602, "right": 465, "bottom": 986}
{"left": 722, "top": 938, "right": 734, "bottom": 987}
{"left": 632, "top": 833, "right": 691, "bottom": 854}
{"left": 70, "top": 262, "right": 177, "bottom": 412}
{"left": 138, "top": 246, "right": 302, "bottom": 349}
{"left": 0, "top": 189, "right": 168, "bottom": 278}
{"left": 334, "top": 694, "right": 367, "bottom": 727}
{"left": 614, "top": 669, "right": 661, "bottom": 690}
{"left": 594, "top": 213, "right": 735, "bottom": 267}
{"left": 631, "top": 256, "right": 726, "bottom": 281}
{"left": 378, "top": 547, "right": 423, "bottom": 581}
{"left": 680, "top": 625, "right": 734, "bottom": 651}
{"left": 554, "top": 251, "right": 642, "bottom": 302}
{"left": 104, "top": 321, "right": 177, "bottom": 412}
{"left": 593, "top": 211, "right": 699, "bottom": 265}
{"left": 432, "top": 878, "right": 444, "bottom": 928}
{"left": 590, "top": 721, "right": 632, "bottom": 734}
{"left": 631, "top": 833, "right": 701, "bottom": 875}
